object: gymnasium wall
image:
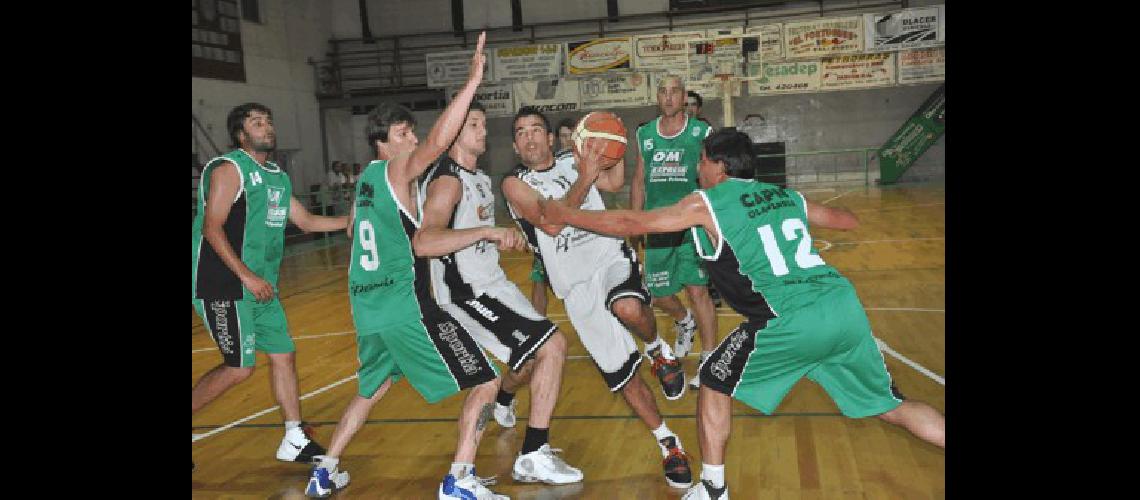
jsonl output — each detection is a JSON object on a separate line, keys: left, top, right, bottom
{"left": 195, "top": 0, "right": 945, "bottom": 196}
{"left": 193, "top": 0, "right": 334, "bottom": 194}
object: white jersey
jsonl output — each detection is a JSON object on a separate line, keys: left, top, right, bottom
{"left": 506, "top": 151, "right": 624, "bottom": 299}
{"left": 420, "top": 156, "right": 507, "bottom": 304}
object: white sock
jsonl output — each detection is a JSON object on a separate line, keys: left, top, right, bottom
{"left": 450, "top": 462, "right": 474, "bottom": 479}
{"left": 318, "top": 456, "right": 339, "bottom": 471}
{"left": 285, "top": 420, "right": 302, "bottom": 431}
{"left": 677, "top": 310, "right": 694, "bottom": 326}
{"left": 702, "top": 463, "right": 725, "bottom": 489}
{"left": 651, "top": 423, "right": 681, "bottom": 457}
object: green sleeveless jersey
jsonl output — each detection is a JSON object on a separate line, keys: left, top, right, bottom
{"left": 192, "top": 149, "right": 291, "bottom": 300}
{"left": 691, "top": 179, "right": 852, "bottom": 322}
{"left": 348, "top": 160, "right": 434, "bottom": 334}
{"left": 637, "top": 116, "right": 713, "bottom": 210}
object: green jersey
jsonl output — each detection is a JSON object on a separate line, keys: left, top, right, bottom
{"left": 348, "top": 160, "right": 434, "bottom": 334}
{"left": 637, "top": 115, "right": 713, "bottom": 210}
{"left": 691, "top": 179, "right": 852, "bottom": 322}
{"left": 192, "top": 149, "right": 291, "bottom": 300}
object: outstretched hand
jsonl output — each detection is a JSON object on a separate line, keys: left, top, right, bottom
{"left": 467, "top": 31, "right": 487, "bottom": 85}
{"left": 488, "top": 227, "right": 527, "bottom": 252}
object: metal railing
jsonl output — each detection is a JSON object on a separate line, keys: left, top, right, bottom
{"left": 754, "top": 147, "right": 879, "bottom": 187}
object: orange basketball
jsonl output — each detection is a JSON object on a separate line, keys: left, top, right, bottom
{"left": 572, "top": 111, "right": 627, "bottom": 169}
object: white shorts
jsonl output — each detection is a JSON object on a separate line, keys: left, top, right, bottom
{"left": 439, "top": 280, "right": 557, "bottom": 372}
{"left": 561, "top": 245, "right": 651, "bottom": 391}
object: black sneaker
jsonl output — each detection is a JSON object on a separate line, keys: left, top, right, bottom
{"left": 660, "top": 436, "right": 692, "bottom": 488}
{"left": 277, "top": 422, "right": 327, "bottom": 463}
{"left": 649, "top": 348, "right": 686, "bottom": 400}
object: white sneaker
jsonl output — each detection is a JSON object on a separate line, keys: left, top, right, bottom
{"left": 494, "top": 399, "right": 517, "bottom": 428}
{"left": 277, "top": 425, "right": 326, "bottom": 463}
{"left": 512, "top": 444, "right": 584, "bottom": 484}
{"left": 673, "top": 316, "right": 696, "bottom": 358}
{"left": 682, "top": 480, "right": 730, "bottom": 500}
{"left": 305, "top": 463, "right": 350, "bottom": 498}
{"left": 439, "top": 472, "right": 509, "bottom": 499}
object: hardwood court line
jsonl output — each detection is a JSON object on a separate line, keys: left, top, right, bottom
{"left": 820, "top": 188, "right": 860, "bottom": 205}
{"left": 854, "top": 202, "right": 944, "bottom": 212}
{"left": 192, "top": 330, "right": 358, "bottom": 353}
{"left": 192, "top": 373, "right": 358, "bottom": 443}
{"left": 875, "top": 337, "right": 945, "bottom": 386}
{"left": 832, "top": 237, "right": 944, "bottom": 245}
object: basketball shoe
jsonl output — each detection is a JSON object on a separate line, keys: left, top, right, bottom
{"left": 277, "top": 423, "right": 326, "bottom": 463}
{"left": 512, "top": 444, "right": 584, "bottom": 484}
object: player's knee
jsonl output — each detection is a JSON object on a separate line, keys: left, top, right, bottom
{"left": 224, "top": 365, "right": 255, "bottom": 382}
{"left": 541, "top": 330, "right": 568, "bottom": 358}
{"left": 610, "top": 297, "right": 644, "bottom": 323}
{"left": 266, "top": 351, "right": 296, "bottom": 366}
{"left": 687, "top": 285, "right": 709, "bottom": 301}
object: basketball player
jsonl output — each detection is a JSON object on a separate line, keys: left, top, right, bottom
{"left": 416, "top": 100, "right": 583, "bottom": 485}
{"left": 502, "top": 106, "right": 693, "bottom": 489}
{"left": 303, "top": 33, "right": 513, "bottom": 500}
{"left": 685, "top": 90, "right": 722, "bottom": 309}
{"left": 192, "top": 102, "right": 347, "bottom": 470}
{"left": 633, "top": 75, "right": 719, "bottom": 390}
{"left": 528, "top": 117, "right": 577, "bottom": 315}
{"left": 540, "top": 129, "right": 946, "bottom": 500}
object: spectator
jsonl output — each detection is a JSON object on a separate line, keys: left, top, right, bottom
{"left": 555, "top": 117, "right": 576, "bottom": 156}
{"left": 686, "top": 90, "right": 712, "bottom": 126}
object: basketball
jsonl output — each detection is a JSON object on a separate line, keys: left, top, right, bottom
{"left": 572, "top": 111, "right": 627, "bottom": 169}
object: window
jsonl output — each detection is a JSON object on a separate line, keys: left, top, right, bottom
{"left": 240, "top": 0, "right": 260, "bottom": 23}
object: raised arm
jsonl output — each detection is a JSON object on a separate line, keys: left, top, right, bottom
{"left": 288, "top": 196, "right": 348, "bottom": 233}
{"left": 388, "top": 32, "right": 487, "bottom": 186}
{"left": 804, "top": 198, "right": 859, "bottom": 230}
{"left": 413, "top": 173, "right": 525, "bottom": 257}
{"left": 541, "top": 192, "right": 712, "bottom": 239}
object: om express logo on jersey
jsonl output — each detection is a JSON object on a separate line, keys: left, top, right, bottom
{"left": 649, "top": 150, "right": 688, "bottom": 182}
{"left": 266, "top": 186, "right": 287, "bottom": 227}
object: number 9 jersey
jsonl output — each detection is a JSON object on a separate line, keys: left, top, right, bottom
{"left": 348, "top": 160, "right": 436, "bottom": 333}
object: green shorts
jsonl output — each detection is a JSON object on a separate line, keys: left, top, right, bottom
{"left": 356, "top": 307, "right": 499, "bottom": 403}
{"left": 644, "top": 231, "right": 708, "bottom": 297}
{"left": 530, "top": 255, "right": 547, "bottom": 283}
{"left": 193, "top": 297, "right": 294, "bottom": 368}
{"left": 698, "top": 286, "right": 903, "bottom": 418}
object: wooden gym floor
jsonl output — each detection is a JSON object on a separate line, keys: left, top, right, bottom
{"left": 192, "top": 182, "right": 945, "bottom": 499}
